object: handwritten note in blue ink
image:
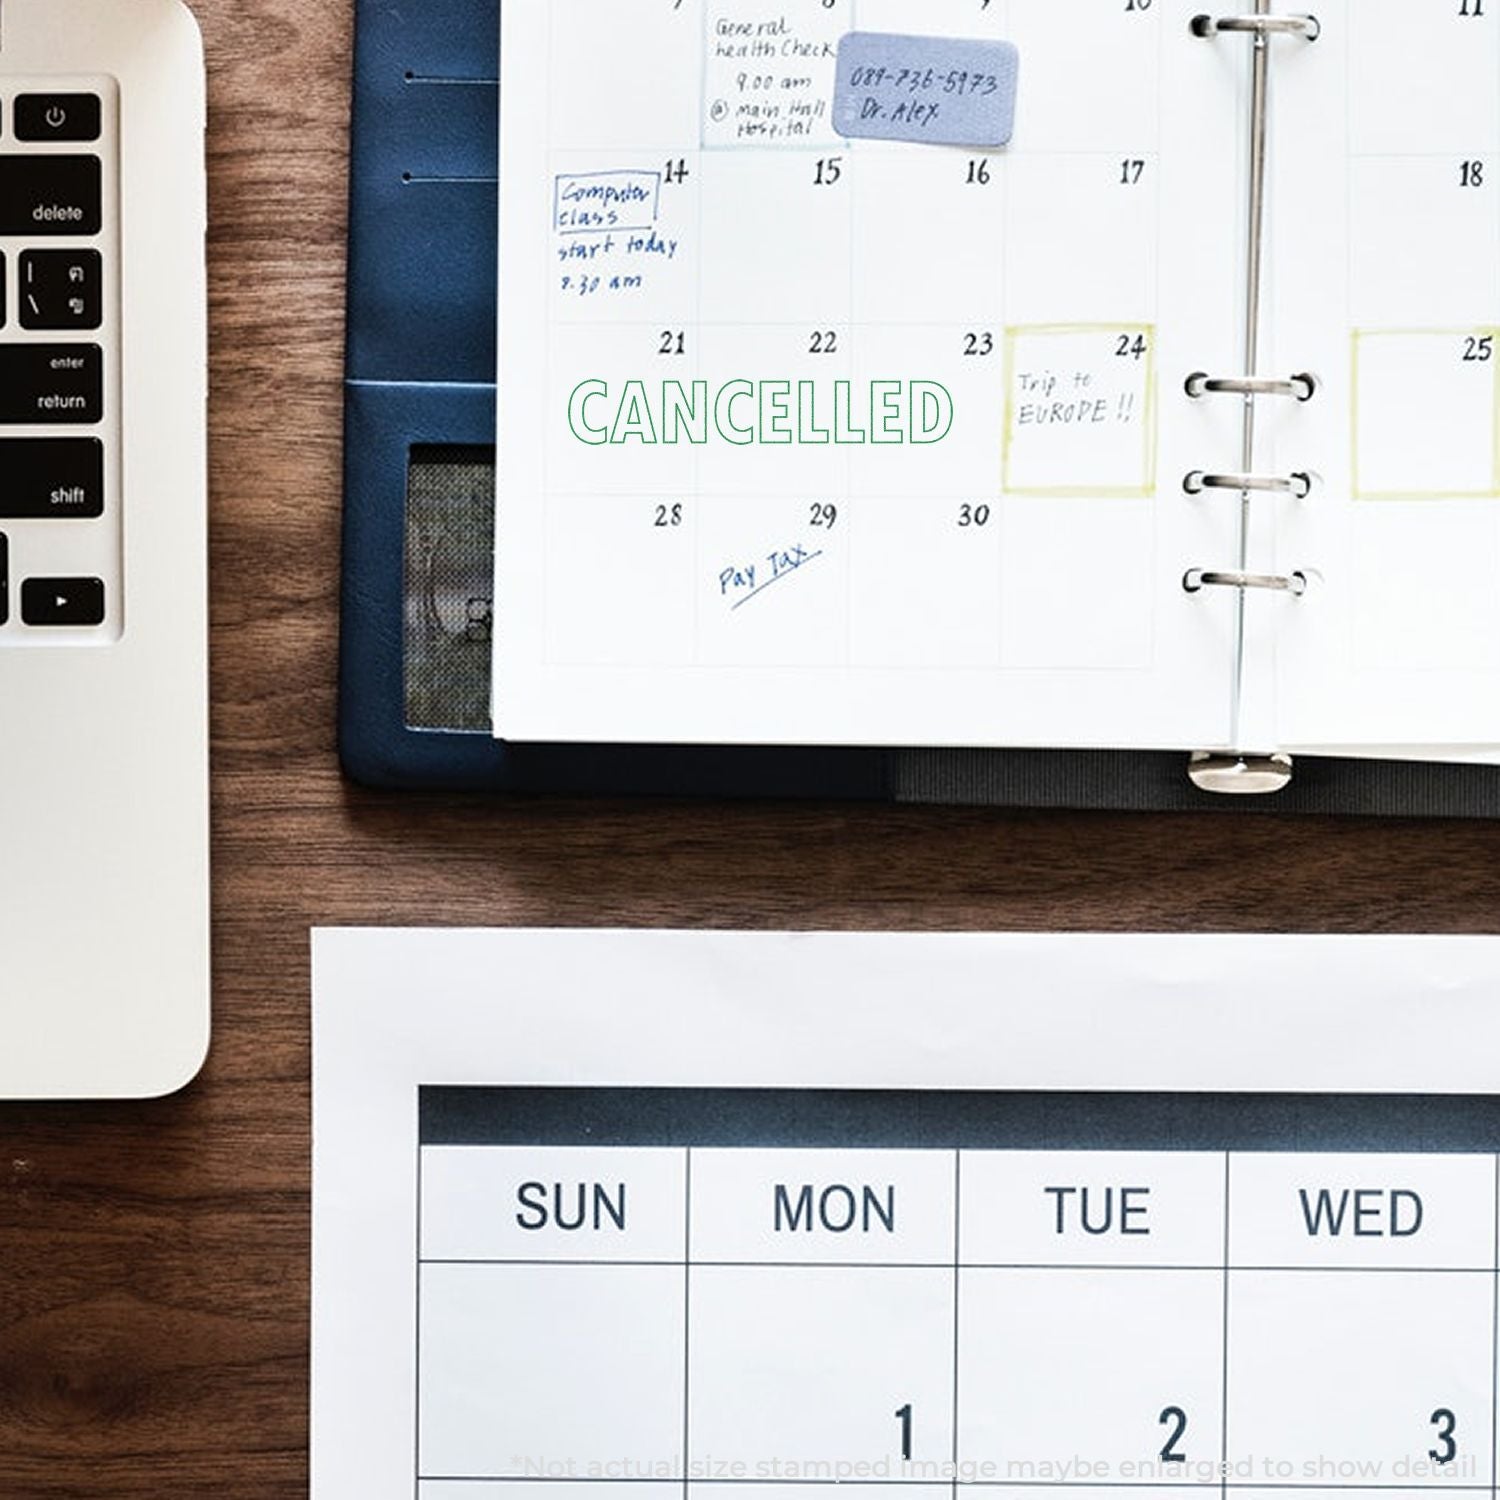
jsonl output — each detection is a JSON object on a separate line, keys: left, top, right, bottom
{"left": 833, "top": 32, "right": 1020, "bottom": 149}
{"left": 720, "top": 545, "right": 825, "bottom": 611}
{"left": 554, "top": 171, "right": 661, "bottom": 236}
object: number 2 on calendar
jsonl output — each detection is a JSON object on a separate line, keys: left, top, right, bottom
{"left": 1159, "top": 1405, "right": 1188, "bottom": 1463}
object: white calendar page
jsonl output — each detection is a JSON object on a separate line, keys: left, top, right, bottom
{"left": 312, "top": 929, "right": 1500, "bottom": 1500}
{"left": 1265, "top": 0, "right": 1500, "bottom": 754}
{"left": 493, "top": 0, "right": 1252, "bottom": 751}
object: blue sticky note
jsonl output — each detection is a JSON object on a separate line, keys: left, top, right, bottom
{"left": 833, "top": 32, "right": 1020, "bottom": 149}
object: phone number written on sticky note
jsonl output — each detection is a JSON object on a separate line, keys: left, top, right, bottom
{"left": 833, "top": 31, "right": 1020, "bottom": 148}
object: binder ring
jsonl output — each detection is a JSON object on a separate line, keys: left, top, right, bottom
{"left": 1185, "top": 372, "right": 1316, "bottom": 402}
{"left": 1184, "top": 470, "right": 1313, "bottom": 498}
{"left": 1188, "top": 752, "right": 1294, "bottom": 796}
{"left": 1190, "top": 13, "right": 1320, "bottom": 39}
{"left": 1184, "top": 569, "right": 1308, "bottom": 596}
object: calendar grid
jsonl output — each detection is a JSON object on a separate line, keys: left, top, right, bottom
{"left": 416, "top": 1091, "right": 1500, "bottom": 1497}
{"left": 520, "top": 0, "right": 1189, "bottom": 724}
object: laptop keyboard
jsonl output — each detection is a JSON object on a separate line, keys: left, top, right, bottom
{"left": 0, "top": 84, "right": 117, "bottom": 637}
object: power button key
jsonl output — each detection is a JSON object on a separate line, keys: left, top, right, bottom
{"left": 14, "top": 94, "right": 102, "bottom": 143}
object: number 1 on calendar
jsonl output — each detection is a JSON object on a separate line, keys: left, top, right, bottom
{"left": 895, "top": 1402, "right": 913, "bottom": 1462}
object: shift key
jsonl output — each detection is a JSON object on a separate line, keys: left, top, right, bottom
{"left": 0, "top": 345, "right": 103, "bottom": 425}
{"left": 0, "top": 439, "right": 104, "bottom": 518}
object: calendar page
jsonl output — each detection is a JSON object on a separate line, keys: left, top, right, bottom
{"left": 1264, "top": 0, "right": 1500, "bottom": 754}
{"left": 312, "top": 929, "right": 1500, "bottom": 1500}
{"left": 492, "top": 0, "right": 1254, "bottom": 751}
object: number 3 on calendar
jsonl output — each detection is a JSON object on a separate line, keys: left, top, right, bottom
{"left": 1430, "top": 1407, "right": 1457, "bottom": 1465}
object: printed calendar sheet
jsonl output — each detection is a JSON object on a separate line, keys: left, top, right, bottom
{"left": 314, "top": 929, "right": 1500, "bottom": 1500}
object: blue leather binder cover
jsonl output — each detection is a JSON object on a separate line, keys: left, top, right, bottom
{"left": 338, "top": 0, "right": 1500, "bottom": 815}
{"left": 339, "top": 0, "right": 886, "bottom": 796}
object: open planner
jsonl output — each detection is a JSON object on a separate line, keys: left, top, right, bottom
{"left": 493, "top": 0, "right": 1500, "bottom": 777}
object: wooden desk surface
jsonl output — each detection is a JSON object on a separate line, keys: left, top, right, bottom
{"left": 4, "top": 0, "right": 1500, "bottom": 1494}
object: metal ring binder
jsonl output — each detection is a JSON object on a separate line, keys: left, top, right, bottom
{"left": 1184, "top": 0, "right": 1319, "bottom": 796}
{"left": 1184, "top": 470, "right": 1313, "bottom": 498}
{"left": 1185, "top": 372, "right": 1316, "bottom": 402}
{"left": 1190, "top": 13, "right": 1320, "bottom": 40}
{"left": 1184, "top": 569, "right": 1308, "bottom": 596}
{"left": 1187, "top": 752, "right": 1295, "bottom": 795}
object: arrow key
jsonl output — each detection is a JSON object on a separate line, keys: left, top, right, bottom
{"left": 22, "top": 576, "right": 106, "bottom": 627}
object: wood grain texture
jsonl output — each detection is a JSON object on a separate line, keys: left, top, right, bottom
{"left": 3, "top": 1, "right": 1500, "bottom": 1494}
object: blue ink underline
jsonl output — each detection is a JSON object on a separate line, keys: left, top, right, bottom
{"left": 731, "top": 551, "right": 826, "bottom": 612}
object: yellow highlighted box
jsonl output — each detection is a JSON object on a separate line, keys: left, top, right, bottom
{"left": 1002, "top": 323, "right": 1158, "bottom": 498}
